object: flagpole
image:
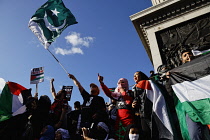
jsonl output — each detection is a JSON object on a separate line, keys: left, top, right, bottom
{"left": 36, "top": 83, "right": 38, "bottom": 93}
{"left": 47, "top": 49, "right": 69, "bottom": 74}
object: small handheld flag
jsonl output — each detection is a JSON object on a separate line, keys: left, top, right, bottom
{"left": 28, "top": 0, "right": 78, "bottom": 49}
{"left": 30, "top": 67, "right": 44, "bottom": 84}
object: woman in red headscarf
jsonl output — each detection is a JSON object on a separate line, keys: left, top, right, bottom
{"left": 98, "top": 74, "right": 134, "bottom": 140}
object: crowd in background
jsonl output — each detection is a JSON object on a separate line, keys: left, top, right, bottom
{"left": 0, "top": 49, "right": 210, "bottom": 140}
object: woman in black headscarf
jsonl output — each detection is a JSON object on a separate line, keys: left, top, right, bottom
{"left": 132, "top": 71, "right": 159, "bottom": 140}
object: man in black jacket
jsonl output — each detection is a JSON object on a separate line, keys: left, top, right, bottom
{"left": 68, "top": 74, "right": 108, "bottom": 139}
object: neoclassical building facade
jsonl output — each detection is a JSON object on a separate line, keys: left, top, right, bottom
{"left": 130, "top": 0, "right": 210, "bottom": 70}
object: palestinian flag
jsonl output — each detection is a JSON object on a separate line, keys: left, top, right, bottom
{"left": 0, "top": 82, "right": 31, "bottom": 122}
{"left": 136, "top": 80, "right": 174, "bottom": 139}
{"left": 30, "top": 67, "right": 44, "bottom": 84}
{"left": 170, "top": 52, "right": 210, "bottom": 139}
{"left": 28, "top": 0, "right": 78, "bottom": 49}
{"left": 192, "top": 49, "right": 210, "bottom": 56}
{"left": 108, "top": 88, "right": 115, "bottom": 92}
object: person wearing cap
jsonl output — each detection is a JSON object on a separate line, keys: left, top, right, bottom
{"left": 68, "top": 73, "right": 108, "bottom": 138}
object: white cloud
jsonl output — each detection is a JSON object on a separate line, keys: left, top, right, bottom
{"left": 54, "top": 32, "right": 94, "bottom": 55}
{"left": 0, "top": 78, "right": 6, "bottom": 92}
{"left": 55, "top": 47, "right": 84, "bottom": 55}
{"left": 65, "top": 32, "right": 94, "bottom": 47}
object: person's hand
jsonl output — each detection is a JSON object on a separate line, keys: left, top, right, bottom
{"left": 34, "top": 92, "right": 38, "bottom": 99}
{"left": 132, "top": 101, "right": 138, "bottom": 108}
{"left": 82, "top": 128, "right": 92, "bottom": 140}
{"left": 51, "top": 78, "right": 54, "bottom": 83}
{"left": 82, "top": 127, "right": 89, "bottom": 138}
{"left": 68, "top": 73, "right": 75, "bottom": 80}
{"left": 166, "top": 71, "right": 170, "bottom": 78}
{"left": 98, "top": 73, "right": 104, "bottom": 83}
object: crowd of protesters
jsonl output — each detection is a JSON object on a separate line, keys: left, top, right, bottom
{"left": 0, "top": 49, "right": 210, "bottom": 140}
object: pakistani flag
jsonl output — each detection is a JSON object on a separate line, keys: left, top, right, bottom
{"left": 170, "top": 52, "right": 210, "bottom": 139}
{"left": 28, "top": 0, "right": 78, "bottom": 49}
{"left": 0, "top": 82, "right": 31, "bottom": 122}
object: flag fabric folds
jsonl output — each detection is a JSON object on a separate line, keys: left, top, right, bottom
{"left": 136, "top": 80, "right": 174, "bottom": 139}
{"left": 0, "top": 82, "right": 31, "bottom": 122}
{"left": 108, "top": 88, "right": 115, "bottom": 92}
{"left": 28, "top": 0, "right": 78, "bottom": 49}
{"left": 170, "top": 53, "right": 210, "bottom": 139}
{"left": 30, "top": 67, "right": 44, "bottom": 84}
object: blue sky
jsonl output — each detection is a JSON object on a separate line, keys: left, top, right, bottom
{"left": 0, "top": 0, "right": 153, "bottom": 107}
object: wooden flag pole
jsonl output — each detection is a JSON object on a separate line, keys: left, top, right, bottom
{"left": 47, "top": 48, "right": 68, "bottom": 74}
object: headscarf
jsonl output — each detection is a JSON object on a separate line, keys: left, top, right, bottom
{"left": 97, "top": 122, "right": 109, "bottom": 133}
{"left": 40, "top": 125, "right": 55, "bottom": 140}
{"left": 97, "top": 122, "right": 109, "bottom": 140}
{"left": 115, "top": 78, "right": 129, "bottom": 92}
{"left": 56, "top": 128, "right": 70, "bottom": 140}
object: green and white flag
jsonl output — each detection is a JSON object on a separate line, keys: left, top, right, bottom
{"left": 28, "top": 0, "right": 78, "bottom": 49}
{"left": 0, "top": 82, "right": 31, "bottom": 122}
{"left": 192, "top": 49, "right": 210, "bottom": 56}
{"left": 170, "top": 53, "right": 210, "bottom": 139}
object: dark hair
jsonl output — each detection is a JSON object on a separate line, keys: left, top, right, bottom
{"left": 180, "top": 49, "right": 192, "bottom": 55}
{"left": 26, "top": 97, "right": 38, "bottom": 113}
{"left": 124, "top": 124, "right": 139, "bottom": 140}
{"left": 74, "top": 101, "right": 80, "bottom": 108}
{"left": 157, "top": 64, "right": 167, "bottom": 73}
{"left": 150, "top": 70, "right": 154, "bottom": 73}
{"left": 38, "top": 95, "right": 51, "bottom": 112}
{"left": 56, "top": 90, "right": 67, "bottom": 99}
{"left": 135, "top": 71, "right": 149, "bottom": 80}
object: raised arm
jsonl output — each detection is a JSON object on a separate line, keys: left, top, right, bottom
{"left": 68, "top": 73, "right": 84, "bottom": 93}
{"left": 98, "top": 73, "right": 119, "bottom": 99}
{"left": 50, "top": 78, "right": 56, "bottom": 99}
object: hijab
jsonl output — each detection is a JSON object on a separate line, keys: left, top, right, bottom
{"left": 56, "top": 128, "right": 70, "bottom": 140}
{"left": 115, "top": 78, "right": 129, "bottom": 92}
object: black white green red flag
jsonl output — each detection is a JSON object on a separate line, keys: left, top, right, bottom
{"left": 30, "top": 67, "right": 44, "bottom": 84}
{"left": 28, "top": 0, "right": 78, "bottom": 49}
{"left": 0, "top": 82, "right": 32, "bottom": 122}
{"left": 136, "top": 80, "right": 174, "bottom": 139}
{"left": 170, "top": 53, "right": 210, "bottom": 139}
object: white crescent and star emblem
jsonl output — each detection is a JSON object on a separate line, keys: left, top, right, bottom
{"left": 51, "top": 8, "right": 60, "bottom": 16}
{"left": 43, "top": 10, "right": 66, "bottom": 32}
